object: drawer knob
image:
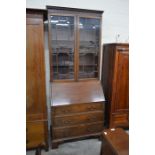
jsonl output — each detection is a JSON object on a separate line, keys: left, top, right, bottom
{"left": 64, "top": 120, "right": 72, "bottom": 125}
{"left": 87, "top": 116, "right": 97, "bottom": 122}
{"left": 87, "top": 106, "right": 96, "bottom": 111}
{"left": 86, "top": 128, "right": 95, "bottom": 132}
{"left": 62, "top": 109, "right": 70, "bottom": 113}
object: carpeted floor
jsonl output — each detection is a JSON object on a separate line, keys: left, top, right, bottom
{"left": 27, "top": 131, "right": 129, "bottom": 155}
{"left": 26, "top": 139, "right": 101, "bottom": 155}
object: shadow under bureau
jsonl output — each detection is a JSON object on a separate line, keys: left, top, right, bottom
{"left": 50, "top": 81, "right": 105, "bottom": 148}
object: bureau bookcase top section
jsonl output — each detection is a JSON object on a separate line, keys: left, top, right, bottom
{"left": 47, "top": 6, "right": 103, "bottom": 81}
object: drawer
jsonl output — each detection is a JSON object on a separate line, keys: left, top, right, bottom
{"left": 52, "top": 122, "right": 103, "bottom": 139}
{"left": 53, "top": 112, "right": 103, "bottom": 127}
{"left": 53, "top": 102, "right": 104, "bottom": 116}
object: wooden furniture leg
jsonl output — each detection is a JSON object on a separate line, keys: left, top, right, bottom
{"left": 35, "top": 147, "right": 41, "bottom": 155}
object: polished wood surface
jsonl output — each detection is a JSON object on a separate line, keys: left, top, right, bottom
{"left": 100, "top": 128, "right": 129, "bottom": 155}
{"left": 53, "top": 122, "right": 103, "bottom": 139}
{"left": 26, "top": 121, "right": 48, "bottom": 149}
{"left": 26, "top": 11, "right": 46, "bottom": 121}
{"left": 101, "top": 43, "right": 129, "bottom": 128}
{"left": 53, "top": 111, "right": 103, "bottom": 127}
{"left": 112, "top": 50, "right": 129, "bottom": 112}
{"left": 26, "top": 9, "right": 48, "bottom": 149}
{"left": 53, "top": 102, "right": 103, "bottom": 115}
{"left": 51, "top": 100, "right": 105, "bottom": 148}
{"left": 51, "top": 81, "right": 105, "bottom": 106}
{"left": 51, "top": 81, "right": 105, "bottom": 148}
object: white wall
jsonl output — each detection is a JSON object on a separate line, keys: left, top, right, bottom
{"left": 26, "top": 0, "right": 129, "bottom": 43}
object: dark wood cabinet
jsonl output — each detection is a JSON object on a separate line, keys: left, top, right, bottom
{"left": 51, "top": 81, "right": 105, "bottom": 148}
{"left": 26, "top": 9, "right": 48, "bottom": 149}
{"left": 47, "top": 6, "right": 103, "bottom": 81}
{"left": 101, "top": 43, "right": 129, "bottom": 128}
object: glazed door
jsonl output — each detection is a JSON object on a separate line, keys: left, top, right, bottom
{"left": 26, "top": 15, "right": 46, "bottom": 121}
{"left": 49, "top": 15, "right": 75, "bottom": 81}
{"left": 113, "top": 50, "right": 129, "bottom": 113}
{"left": 78, "top": 17, "right": 101, "bottom": 79}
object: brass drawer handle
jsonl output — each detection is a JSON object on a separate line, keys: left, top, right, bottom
{"left": 63, "top": 120, "right": 72, "bottom": 125}
{"left": 87, "top": 116, "right": 97, "bottom": 122}
{"left": 87, "top": 106, "right": 97, "bottom": 111}
{"left": 86, "top": 128, "right": 95, "bottom": 132}
{"left": 61, "top": 109, "right": 70, "bottom": 113}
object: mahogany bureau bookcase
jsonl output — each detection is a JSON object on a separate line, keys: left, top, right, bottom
{"left": 47, "top": 6, "right": 105, "bottom": 148}
{"left": 101, "top": 43, "right": 129, "bottom": 128}
{"left": 26, "top": 9, "right": 48, "bottom": 150}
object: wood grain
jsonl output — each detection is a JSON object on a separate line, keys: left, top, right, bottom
{"left": 53, "top": 102, "right": 104, "bottom": 115}
{"left": 26, "top": 9, "right": 48, "bottom": 149}
{"left": 53, "top": 122, "right": 103, "bottom": 139}
{"left": 53, "top": 111, "right": 103, "bottom": 127}
{"left": 101, "top": 43, "right": 129, "bottom": 128}
{"left": 100, "top": 128, "right": 129, "bottom": 155}
{"left": 51, "top": 81, "right": 105, "bottom": 106}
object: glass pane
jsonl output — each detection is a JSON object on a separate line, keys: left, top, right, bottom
{"left": 78, "top": 17, "right": 100, "bottom": 79}
{"left": 50, "top": 15, "right": 74, "bottom": 80}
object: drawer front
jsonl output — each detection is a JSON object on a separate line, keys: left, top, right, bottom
{"left": 111, "top": 113, "right": 129, "bottom": 128}
{"left": 53, "top": 102, "right": 104, "bottom": 116}
{"left": 52, "top": 122, "right": 103, "bottom": 139}
{"left": 26, "top": 122, "right": 47, "bottom": 148}
{"left": 53, "top": 112, "right": 103, "bottom": 127}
